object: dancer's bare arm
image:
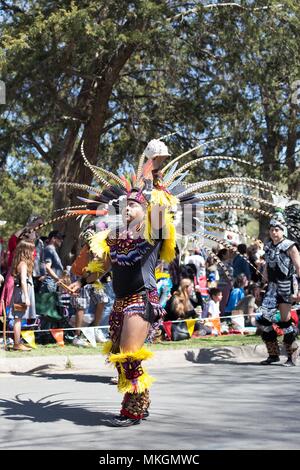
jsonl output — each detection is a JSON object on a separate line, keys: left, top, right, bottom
{"left": 289, "top": 245, "right": 300, "bottom": 277}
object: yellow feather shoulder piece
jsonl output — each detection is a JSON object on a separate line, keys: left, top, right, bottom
{"left": 89, "top": 230, "right": 110, "bottom": 258}
{"left": 144, "top": 206, "right": 154, "bottom": 245}
{"left": 160, "top": 211, "right": 176, "bottom": 263}
{"left": 84, "top": 259, "right": 103, "bottom": 274}
{"left": 151, "top": 188, "right": 178, "bottom": 207}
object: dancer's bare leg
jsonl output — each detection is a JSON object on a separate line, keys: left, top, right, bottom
{"left": 120, "top": 315, "right": 150, "bottom": 352}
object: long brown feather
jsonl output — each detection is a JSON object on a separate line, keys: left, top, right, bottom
{"left": 184, "top": 177, "right": 281, "bottom": 196}
{"left": 80, "top": 141, "right": 111, "bottom": 188}
{"left": 196, "top": 192, "right": 276, "bottom": 208}
{"left": 161, "top": 137, "right": 225, "bottom": 174}
{"left": 54, "top": 182, "right": 103, "bottom": 194}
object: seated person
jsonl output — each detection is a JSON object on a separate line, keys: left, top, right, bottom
{"left": 202, "top": 288, "right": 223, "bottom": 319}
{"left": 224, "top": 273, "right": 248, "bottom": 318}
{"left": 164, "top": 277, "right": 203, "bottom": 321}
{"left": 232, "top": 283, "right": 262, "bottom": 326}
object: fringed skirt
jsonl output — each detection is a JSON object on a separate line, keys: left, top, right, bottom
{"left": 109, "top": 288, "right": 165, "bottom": 349}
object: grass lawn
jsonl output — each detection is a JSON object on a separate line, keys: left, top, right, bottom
{"left": 1, "top": 334, "right": 262, "bottom": 358}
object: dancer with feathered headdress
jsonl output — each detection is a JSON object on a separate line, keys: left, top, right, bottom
{"left": 44, "top": 134, "right": 300, "bottom": 423}
{"left": 256, "top": 199, "right": 300, "bottom": 366}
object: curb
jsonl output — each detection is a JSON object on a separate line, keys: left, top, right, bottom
{"left": 0, "top": 344, "right": 271, "bottom": 374}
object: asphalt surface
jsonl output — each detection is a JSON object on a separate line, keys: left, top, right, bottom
{"left": 1, "top": 357, "right": 300, "bottom": 450}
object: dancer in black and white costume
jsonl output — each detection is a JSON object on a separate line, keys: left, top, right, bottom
{"left": 256, "top": 212, "right": 300, "bottom": 366}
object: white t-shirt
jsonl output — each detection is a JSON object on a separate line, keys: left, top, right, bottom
{"left": 203, "top": 299, "right": 220, "bottom": 318}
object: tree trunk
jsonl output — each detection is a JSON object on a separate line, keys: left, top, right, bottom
{"left": 258, "top": 90, "right": 281, "bottom": 241}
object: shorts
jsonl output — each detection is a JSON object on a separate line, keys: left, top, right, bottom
{"left": 109, "top": 289, "right": 166, "bottom": 346}
{"left": 71, "top": 284, "right": 107, "bottom": 310}
{"left": 263, "top": 280, "right": 294, "bottom": 309}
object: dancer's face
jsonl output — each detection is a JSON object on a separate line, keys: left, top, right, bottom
{"left": 123, "top": 200, "right": 145, "bottom": 225}
{"left": 269, "top": 226, "right": 284, "bottom": 244}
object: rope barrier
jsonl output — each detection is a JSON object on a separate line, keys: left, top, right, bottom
{"left": 1, "top": 306, "right": 299, "bottom": 337}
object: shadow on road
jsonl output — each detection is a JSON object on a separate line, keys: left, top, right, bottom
{"left": 0, "top": 393, "right": 114, "bottom": 427}
{"left": 184, "top": 348, "right": 282, "bottom": 366}
{"left": 10, "top": 371, "right": 114, "bottom": 384}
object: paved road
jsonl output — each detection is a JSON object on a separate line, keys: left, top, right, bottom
{"left": 1, "top": 361, "right": 300, "bottom": 450}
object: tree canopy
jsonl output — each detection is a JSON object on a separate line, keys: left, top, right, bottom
{"left": 1, "top": 0, "right": 299, "bottom": 256}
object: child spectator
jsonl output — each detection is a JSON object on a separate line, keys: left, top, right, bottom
{"left": 202, "top": 288, "right": 223, "bottom": 319}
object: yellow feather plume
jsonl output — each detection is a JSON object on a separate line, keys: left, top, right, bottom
{"left": 160, "top": 211, "right": 176, "bottom": 263}
{"left": 144, "top": 206, "right": 155, "bottom": 245}
{"left": 89, "top": 230, "right": 110, "bottom": 258}
{"left": 155, "top": 267, "right": 170, "bottom": 280}
{"left": 151, "top": 189, "right": 178, "bottom": 207}
{"left": 117, "top": 369, "right": 155, "bottom": 394}
{"left": 144, "top": 205, "right": 176, "bottom": 262}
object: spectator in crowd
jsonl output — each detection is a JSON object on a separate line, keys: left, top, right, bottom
{"left": 217, "top": 248, "right": 233, "bottom": 315}
{"left": 0, "top": 215, "right": 43, "bottom": 318}
{"left": 202, "top": 287, "right": 223, "bottom": 318}
{"left": 180, "top": 263, "right": 197, "bottom": 283}
{"left": 232, "top": 244, "right": 251, "bottom": 280}
{"left": 9, "top": 239, "right": 36, "bottom": 351}
{"left": 88, "top": 284, "right": 108, "bottom": 343}
{"left": 98, "top": 271, "right": 115, "bottom": 341}
{"left": 206, "top": 255, "right": 220, "bottom": 283}
{"left": 233, "top": 283, "right": 262, "bottom": 326}
{"left": 70, "top": 224, "right": 108, "bottom": 346}
{"left": 224, "top": 273, "right": 248, "bottom": 317}
{"left": 180, "top": 264, "right": 204, "bottom": 308}
{"left": 184, "top": 248, "right": 206, "bottom": 280}
{"left": 6, "top": 215, "right": 44, "bottom": 269}
{"left": 247, "top": 242, "right": 265, "bottom": 283}
{"left": 40, "top": 230, "right": 64, "bottom": 293}
{"left": 207, "top": 272, "right": 217, "bottom": 288}
{"left": 168, "top": 246, "right": 180, "bottom": 293}
{"left": 155, "top": 263, "right": 173, "bottom": 308}
{"left": 56, "top": 268, "right": 73, "bottom": 317}
{"left": 33, "top": 235, "right": 46, "bottom": 293}
{"left": 0, "top": 236, "right": 6, "bottom": 276}
{"left": 164, "top": 277, "right": 203, "bottom": 321}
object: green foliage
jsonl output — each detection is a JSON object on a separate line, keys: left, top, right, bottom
{"left": 0, "top": 0, "right": 299, "bottom": 244}
{"left": 0, "top": 153, "right": 52, "bottom": 239}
